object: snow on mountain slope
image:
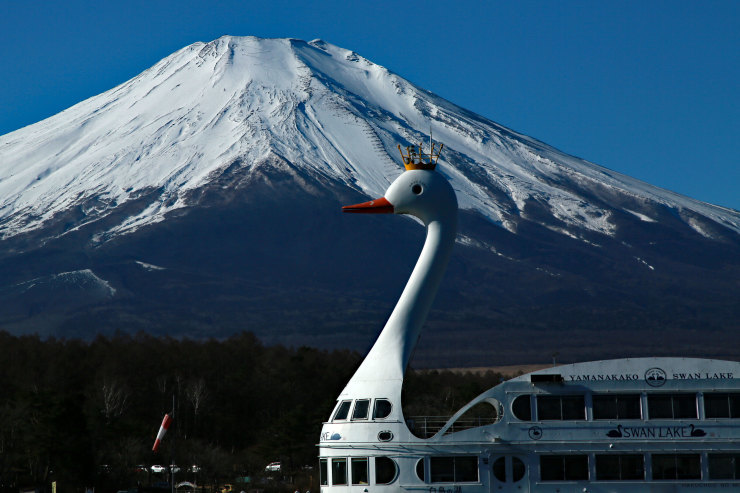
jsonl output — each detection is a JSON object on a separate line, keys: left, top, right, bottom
{"left": 1, "top": 36, "right": 738, "bottom": 244}
{"left": 15, "top": 269, "right": 116, "bottom": 297}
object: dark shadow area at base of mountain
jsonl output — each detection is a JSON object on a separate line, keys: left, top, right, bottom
{"left": 0, "top": 173, "right": 738, "bottom": 367}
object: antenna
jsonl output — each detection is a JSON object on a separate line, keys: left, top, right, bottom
{"left": 430, "top": 125, "right": 433, "bottom": 156}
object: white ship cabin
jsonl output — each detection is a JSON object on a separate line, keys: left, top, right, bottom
{"left": 319, "top": 357, "right": 740, "bottom": 493}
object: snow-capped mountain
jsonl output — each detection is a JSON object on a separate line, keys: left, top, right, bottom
{"left": 2, "top": 36, "right": 737, "bottom": 243}
{"left": 0, "top": 36, "right": 738, "bottom": 365}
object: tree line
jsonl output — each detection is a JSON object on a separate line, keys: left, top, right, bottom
{"left": 0, "top": 331, "right": 505, "bottom": 493}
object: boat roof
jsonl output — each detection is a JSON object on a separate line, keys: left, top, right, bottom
{"left": 507, "top": 356, "right": 739, "bottom": 385}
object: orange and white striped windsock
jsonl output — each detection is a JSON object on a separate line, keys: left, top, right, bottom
{"left": 152, "top": 413, "right": 173, "bottom": 452}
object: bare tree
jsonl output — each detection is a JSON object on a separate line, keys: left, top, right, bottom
{"left": 101, "top": 378, "right": 129, "bottom": 421}
{"left": 156, "top": 375, "right": 168, "bottom": 395}
{"left": 186, "top": 378, "right": 207, "bottom": 416}
{"left": 186, "top": 377, "right": 208, "bottom": 434}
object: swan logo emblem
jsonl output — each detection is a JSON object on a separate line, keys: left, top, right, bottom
{"left": 528, "top": 426, "right": 543, "bottom": 440}
{"left": 645, "top": 367, "right": 667, "bottom": 387}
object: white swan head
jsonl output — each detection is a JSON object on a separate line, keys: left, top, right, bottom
{"left": 343, "top": 170, "right": 457, "bottom": 224}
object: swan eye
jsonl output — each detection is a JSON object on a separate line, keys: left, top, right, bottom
{"left": 411, "top": 184, "right": 423, "bottom": 195}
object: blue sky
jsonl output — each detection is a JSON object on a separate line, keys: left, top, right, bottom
{"left": 1, "top": 0, "right": 738, "bottom": 209}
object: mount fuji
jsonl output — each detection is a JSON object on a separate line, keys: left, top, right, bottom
{"left": 1, "top": 36, "right": 738, "bottom": 365}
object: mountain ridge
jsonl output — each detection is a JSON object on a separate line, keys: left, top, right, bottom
{"left": 2, "top": 35, "right": 737, "bottom": 245}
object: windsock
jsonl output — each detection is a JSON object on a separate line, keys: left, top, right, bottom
{"left": 152, "top": 413, "right": 173, "bottom": 452}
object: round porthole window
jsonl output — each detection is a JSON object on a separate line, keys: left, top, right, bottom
{"left": 375, "top": 457, "right": 398, "bottom": 484}
{"left": 512, "top": 457, "right": 526, "bottom": 482}
{"left": 492, "top": 457, "right": 506, "bottom": 482}
{"left": 415, "top": 458, "right": 425, "bottom": 481}
{"left": 512, "top": 394, "right": 532, "bottom": 421}
{"left": 378, "top": 430, "right": 393, "bottom": 442}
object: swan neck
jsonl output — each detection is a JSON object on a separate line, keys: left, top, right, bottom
{"left": 339, "top": 215, "right": 456, "bottom": 400}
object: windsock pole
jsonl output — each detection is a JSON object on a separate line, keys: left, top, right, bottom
{"left": 152, "top": 413, "right": 173, "bottom": 452}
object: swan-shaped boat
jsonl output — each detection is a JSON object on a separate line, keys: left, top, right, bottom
{"left": 318, "top": 142, "right": 740, "bottom": 492}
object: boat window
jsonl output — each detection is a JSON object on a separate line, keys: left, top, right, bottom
{"left": 456, "top": 456, "right": 479, "bottom": 482}
{"left": 537, "top": 395, "right": 585, "bottom": 420}
{"left": 333, "top": 400, "right": 352, "bottom": 421}
{"left": 592, "top": 394, "right": 641, "bottom": 420}
{"left": 331, "top": 458, "right": 348, "bottom": 485}
{"left": 430, "top": 456, "right": 479, "bottom": 483}
{"left": 648, "top": 394, "right": 697, "bottom": 419}
{"left": 444, "top": 399, "right": 502, "bottom": 435}
{"left": 352, "top": 399, "right": 370, "bottom": 420}
{"left": 512, "top": 457, "right": 525, "bottom": 482}
{"left": 537, "top": 396, "right": 561, "bottom": 419}
{"left": 651, "top": 454, "right": 701, "bottom": 480}
{"left": 373, "top": 399, "right": 392, "bottom": 419}
{"left": 431, "top": 457, "right": 454, "bottom": 483}
{"left": 595, "top": 454, "right": 644, "bottom": 480}
{"left": 539, "top": 455, "right": 588, "bottom": 481}
{"left": 320, "top": 458, "right": 328, "bottom": 485}
{"left": 673, "top": 394, "right": 698, "bottom": 418}
{"left": 351, "top": 458, "right": 368, "bottom": 485}
{"left": 708, "top": 454, "right": 740, "bottom": 480}
{"left": 377, "top": 430, "right": 393, "bottom": 441}
{"left": 492, "top": 457, "right": 506, "bottom": 482}
{"left": 705, "top": 393, "right": 740, "bottom": 419}
{"left": 512, "top": 395, "right": 532, "bottom": 421}
{"left": 415, "top": 458, "right": 425, "bottom": 481}
{"left": 531, "top": 373, "right": 563, "bottom": 383}
{"left": 375, "top": 457, "right": 398, "bottom": 484}
{"left": 648, "top": 395, "right": 672, "bottom": 419}
{"left": 561, "top": 396, "right": 585, "bottom": 419}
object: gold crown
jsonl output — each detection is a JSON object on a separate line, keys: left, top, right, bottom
{"left": 398, "top": 141, "right": 443, "bottom": 170}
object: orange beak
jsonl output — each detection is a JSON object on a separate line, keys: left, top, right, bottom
{"left": 342, "top": 197, "right": 394, "bottom": 214}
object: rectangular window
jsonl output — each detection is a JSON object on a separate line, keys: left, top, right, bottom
{"left": 620, "top": 454, "right": 645, "bottom": 480}
{"left": 593, "top": 394, "right": 641, "bottom": 419}
{"left": 540, "top": 455, "right": 588, "bottom": 481}
{"left": 705, "top": 393, "right": 740, "bottom": 419}
{"left": 540, "top": 455, "right": 563, "bottom": 481}
{"left": 564, "top": 455, "right": 588, "bottom": 480}
{"left": 561, "top": 396, "right": 586, "bottom": 420}
{"left": 320, "top": 459, "right": 328, "bottom": 486}
{"left": 673, "top": 394, "right": 697, "bottom": 419}
{"left": 648, "top": 394, "right": 697, "bottom": 419}
{"left": 430, "top": 456, "right": 479, "bottom": 483}
{"left": 352, "top": 399, "right": 370, "bottom": 420}
{"left": 705, "top": 393, "right": 730, "bottom": 418}
{"left": 708, "top": 454, "right": 740, "bottom": 480}
{"left": 351, "top": 458, "right": 368, "bottom": 485}
{"left": 430, "top": 457, "right": 454, "bottom": 483}
{"left": 596, "top": 455, "right": 619, "bottom": 481}
{"left": 331, "top": 458, "right": 347, "bottom": 485}
{"left": 648, "top": 395, "right": 672, "bottom": 419}
{"left": 454, "top": 456, "right": 479, "bottom": 482}
{"left": 652, "top": 454, "right": 701, "bottom": 480}
{"left": 595, "top": 455, "right": 644, "bottom": 480}
{"left": 333, "top": 401, "right": 351, "bottom": 421}
{"left": 537, "top": 396, "right": 561, "bottom": 420}
{"left": 537, "top": 395, "right": 585, "bottom": 420}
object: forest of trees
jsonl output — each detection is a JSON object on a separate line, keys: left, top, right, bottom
{"left": 0, "top": 332, "right": 505, "bottom": 493}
